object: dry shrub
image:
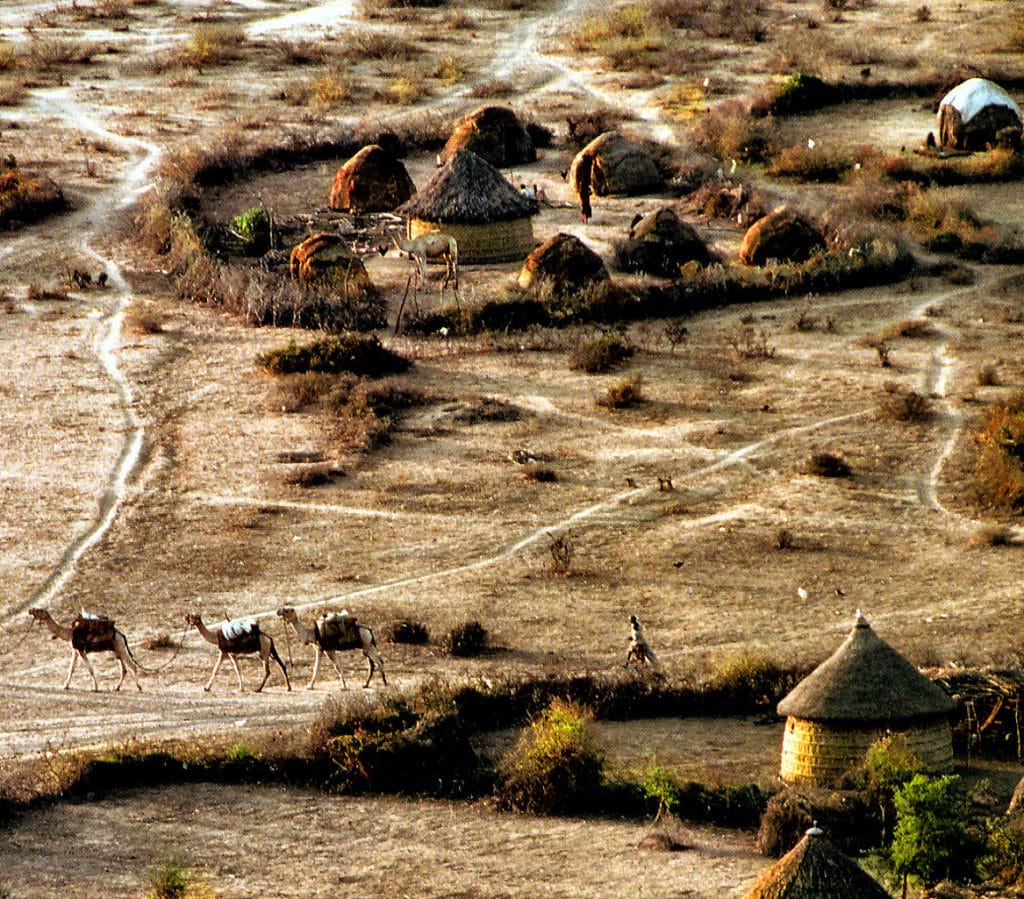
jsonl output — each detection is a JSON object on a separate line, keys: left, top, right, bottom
{"left": 977, "top": 364, "right": 1000, "bottom": 387}
{"left": 765, "top": 144, "right": 850, "bottom": 182}
{"left": 266, "top": 38, "right": 332, "bottom": 66}
{"left": 521, "top": 465, "right": 557, "bottom": 483}
{"left": 344, "top": 33, "right": 419, "bottom": 61}
{"left": 727, "top": 325, "right": 775, "bottom": 359}
{"left": 180, "top": 23, "right": 245, "bottom": 68}
{"left": 442, "top": 621, "right": 488, "bottom": 657}
{"left": 268, "top": 372, "right": 339, "bottom": 413}
{"left": 597, "top": 374, "right": 644, "bottom": 409}
{"left": 125, "top": 308, "right": 166, "bottom": 335}
{"left": 0, "top": 167, "right": 67, "bottom": 229}
{"left": 570, "top": 334, "right": 633, "bottom": 373}
{"left": 256, "top": 335, "right": 409, "bottom": 377}
{"left": 549, "top": 533, "right": 574, "bottom": 573}
{"left": 709, "top": 652, "right": 791, "bottom": 704}
{"left": 282, "top": 465, "right": 344, "bottom": 488}
{"left": 468, "top": 79, "right": 514, "bottom": 99}
{"left": 388, "top": 618, "right": 430, "bottom": 644}
{"left": 969, "top": 524, "right": 1016, "bottom": 547}
{"left": 566, "top": 109, "right": 625, "bottom": 149}
{"left": 688, "top": 99, "right": 773, "bottom": 162}
{"left": 382, "top": 75, "right": 430, "bottom": 106}
{"left": 806, "top": 451, "right": 853, "bottom": 478}
{"left": 975, "top": 405, "right": 1024, "bottom": 509}
{"left": 20, "top": 38, "right": 103, "bottom": 69}
{"left": 877, "top": 317, "right": 933, "bottom": 341}
{"left": 880, "top": 388, "right": 933, "bottom": 422}
{"left": 0, "top": 80, "right": 25, "bottom": 107}
{"left": 496, "top": 699, "right": 604, "bottom": 814}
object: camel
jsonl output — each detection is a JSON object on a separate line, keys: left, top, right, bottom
{"left": 626, "top": 614, "right": 661, "bottom": 671}
{"left": 28, "top": 607, "right": 143, "bottom": 692}
{"left": 276, "top": 606, "right": 387, "bottom": 689}
{"left": 184, "top": 613, "right": 290, "bottom": 693}
{"left": 391, "top": 232, "right": 459, "bottom": 294}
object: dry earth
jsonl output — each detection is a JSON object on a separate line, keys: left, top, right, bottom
{"left": 2, "top": 0, "right": 1024, "bottom": 894}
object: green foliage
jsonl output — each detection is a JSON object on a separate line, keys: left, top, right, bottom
{"left": 570, "top": 334, "right": 634, "bottom": 373}
{"left": 642, "top": 760, "right": 681, "bottom": 819}
{"left": 230, "top": 205, "right": 269, "bottom": 255}
{"left": 986, "top": 816, "right": 1024, "bottom": 887}
{"left": 865, "top": 733, "right": 924, "bottom": 795}
{"left": 891, "top": 774, "right": 982, "bottom": 887}
{"left": 442, "top": 620, "right": 488, "bottom": 657}
{"left": 766, "top": 72, "right": 843, "bottom": 116}
{"left": 148, "top": 856, "right": 199, "bottom": 899}
{"left": 256, "top": 334, "right": 410, "bottom": 377}
{"left": 497, "top": 699, "right": 605, "bottom": 814}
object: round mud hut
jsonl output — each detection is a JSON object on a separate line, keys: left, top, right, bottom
{"left": 439, "top": 105, "right": 536, "bottom": 168}
{"left": 937, "top": 77, "right": 1023, "bottom": 151}
{"left": 568, "top": 131, "right": 663, "bottom": 199}
{"left": 777, "top": 611, "right": 954, "bottom": 788}
{"left": 289, "top": 232, "right": 376, "bottom": 301}
{"left": 616, "top": 206, "right": 711, "bottom": 276}
{"left": 738, "top": 209, "right": 825, "bottom": 267}
{"left": 744, "top": 826, "right": 892, "bottom": 899}
{"left": 328, "top": 144, "right": 416, "bottom": 214}
{"left": 396, "top": 148, "right": 538, "bottom": 264}
{"left": 517, "top": 232, "right": 608, "bottom": 296}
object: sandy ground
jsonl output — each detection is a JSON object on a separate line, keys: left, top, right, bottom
{"left": 3, "top": 0, "right": 1024, "bottom": 894}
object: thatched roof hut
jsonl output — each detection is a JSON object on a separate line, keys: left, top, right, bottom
{"left": 744, "top": 827, "right": 892, "bottom": 899}
{"left": 518, "top": 233, "right": 608, "bottom": 296}
{"left": 289, "top": 233, "right": 376, "bottom": 301}
{"left": 937, "top": 78, "right": 1022, "bottom": 151}
{"left": 396, "top": 149, "right": 538, "bottom": 264}
{"left": 616, "top": 207, "right": 710, "bottom": 277}
{"left": 777, "top": 612, "right": 954, "bottom": 787}
{"left": 328, "top": 144, "right": 415, "bottom": 214}
{"left": 568, "top": 132, "right": 663, "bottom": 199}
{"left": 738, "top": 210, "right": 825, "bottom": 267}
{"left": 440, "top": 105, "right": 536, "bottom": 168}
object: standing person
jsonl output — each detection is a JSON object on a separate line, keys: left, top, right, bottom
{"left": 576, "top": 155, "right": 593, "bottom": 223}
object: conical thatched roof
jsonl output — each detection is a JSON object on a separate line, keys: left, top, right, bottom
{"left": 518, "top": 232, "right": 609, "bottom": 296}
{"left": 397, "top": 149, "right": 537, "bottom": 225}
{"left": 744, "top": 827, "right": 892, "bottom": 899}
{"left": 777, "top": 612, "right": 954, "bottom": 724}
{"left": 440, "top": 105, "right": 536, "bottom": 168}
{"left": 738, "top": 210, "right": 824, "bottom": 267}
{"left": 568, "top": 131, "right": 663, "bottom": 198}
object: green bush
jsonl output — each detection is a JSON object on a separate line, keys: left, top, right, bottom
{"left": 230, "top": 205, "right": 270, "bottom": 255}
{"left": 256, "top": 335, "right": 410, "bottom": 377}
{"left": 442, "top": 621, "right": 488, "bottom": 657}
{"left": 570, "top": 334, "right": 634, "bottom": 373}
{"left": 891, "top": 774, "right": 983, "bottom": 888}
{"left": 496, "top": 699, "right": 605, "bottom": 814}
{"left": 148, "top": 856, "right": 197, "bottom": 899}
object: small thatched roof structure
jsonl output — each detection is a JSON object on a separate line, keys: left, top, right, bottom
{"left": 938, "top": 77, "right": 1022, "bottom": 151}
{"left": 328, "top": 144, "right": 415, "bottom": 214}
{"left": 568, "top": 131, "right": 663, "bottom": 199}
{"left": 738, "top": 210, "right": 825, "bottom": 267}
{"left": 616, "top": 207, "right": 710, "bottom": 277}
{"left": 289, "top": 233, "right": 376, "bottom": 301}
{"left": 778, "top": 612, "right": 954, "bottom": 724}
{"left": 397, "top": 149, "right": 537, "bottom": 263}
{"left": 518, "top": 233, "right": 609, "bottom": 296}
{"left": 440, "top": 105, "right": 536, "bottom": 168}
{"left": 744, "top": 827, "right": 892, "bottom": 899}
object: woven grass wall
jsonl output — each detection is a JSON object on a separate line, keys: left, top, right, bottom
{"left": 409, "top": 217, "right": 535, "bottom": 264}
{"left": 780, "top": 716, "right": 954, "bottom": 787}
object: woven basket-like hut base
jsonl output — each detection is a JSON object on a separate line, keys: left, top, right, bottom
{"left": 409, "top": 217, "right": 535, "bottom": 264}
{"left": 780, "top": 716, "right": 953, "bottom": 787}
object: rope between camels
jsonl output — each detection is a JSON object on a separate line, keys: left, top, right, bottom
{"left": 138, "top": 623, "right": 191, "bottom": 674}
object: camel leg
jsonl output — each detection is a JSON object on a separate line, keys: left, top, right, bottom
{"left": 325, "top": 650, "right": 347, "bottom": 689}
{"left": 255, "top": 655, "right": 271, "bottom": 693}
{"left": 363, "top": 647, "right": 387, "bottom": 687}
{"left": 307, "top": 647, "right": 324, "bottom": 690}
{"left": 115, "top": 634, "right": 142, "bottom": 692}
{"left": 204, "top": 652, "right": 226, "bottom": 692}
{"left": 114, "top": 657, "right": 127, "bottom": 692}
{"left": 228, "top": 653, "right": 245, "bottom": 692}
{"left": 63, "top": 650, "right": 80, "bottom": 690}
{"left": 269, "top": 642, "right": 290, "bottom": 691}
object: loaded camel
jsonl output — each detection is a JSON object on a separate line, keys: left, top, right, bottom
{"left": 28, "top": 607, "right": 143, "bottom": 692}
{"left": 184, "top": 613, "right": 290, "bottom": 693}
{"left": 276, "top": 606, "right": 387, "bottom": 689}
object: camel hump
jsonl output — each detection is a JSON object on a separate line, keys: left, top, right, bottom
{"left": 318, "top": 612, "right": 359, "bottom": 641}
{"left": 71, "top": 613, "right": 115, "bottom": 651}
{"left": 223, "top": 618, "right": 258, "bottom": 641}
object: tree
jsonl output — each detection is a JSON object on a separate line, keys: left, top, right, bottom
{"left": 891, "top": 774, "right": 982, "bottom": 893}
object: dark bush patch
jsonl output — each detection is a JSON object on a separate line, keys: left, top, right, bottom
{"left": 807, "top": 451, "right": 853, "bottom": 477}
{"left": 521, "top": 465, "right": 557, "bottom": 483}
{"left": 598, "top": 375, "right": 644, "bottom": 409}
{"left": 257, "top": 334, "right": 410, "bottom": 377}
{"left": 570, "top": 334, "right": 634, "bottom": 373}
{"left": 443, "top": 621, "right": 489, "bottom": 657}
{"left": 756, "top": 786, "right": 881, "bottom": 857}
{"left": 388, "top": 618, "right": 430, "bottom": 644}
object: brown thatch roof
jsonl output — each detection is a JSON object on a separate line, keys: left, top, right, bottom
{"left": 777, "top": 612, "right": 955, "bottom": 724}
{"left": 745, "top": 827, "right": 892, "bottom": 899}
{"left": 440, "top": 105, "right": 536, "bottom": 168}
{"left": 518, "top": 232, "right": 608, "bottom": 296}
{"left": 289, "top": 233, "right": 376, "bottom": 300}
{"left": 616, "top": 206, "right": 710, "bottom": 276}
{"left": 397, "top": 149, "right": 537, "bottom": 224}
{"left": 329, "top": 144, "right": 415, "bottom": 214}
{"left": 738, "top": 210, "right": 825, "bottom": 266}
{"left": 568, "top": 131, "right": 663, "bottom": 198}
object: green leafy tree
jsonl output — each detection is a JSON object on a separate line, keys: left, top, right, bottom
{"left": 891, "top": 774, "right": 982, "bottom": 891}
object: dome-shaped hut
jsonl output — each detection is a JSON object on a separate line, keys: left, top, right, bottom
{"left": 328, "top": 144, "right": 415, "bottom": 214}
{"left": 937, "top": 78, "right": 1022, "bottom": 151}
{"left": 744, "top": 827, "right": 892, "bottom": 899}
{"left": 396, "top": 149, "right": 537, "bottom": 264}
{"left": 517, "top": 232, "right": 608, "bottom": 296}
{"left": 289, "top": 233, "right": 376, "bottom": 301}
{"left": 440, "top": 105, "right": 536, "bottom": 168}
{"left": 777, "top": 612, "right": 954, "bottom": 788}
{"left": 568, "top": 131, "right": 663, "bottom": 199}
{"left": 616, "top": 207, "right": 711, "bottom": 277}
{"left": 738, "top": 210, "right": 825, "bottom": 267}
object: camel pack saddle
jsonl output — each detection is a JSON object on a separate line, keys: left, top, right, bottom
{"left": 315, "top": 612, "right": 361, "bottom": 646}
{"left": 70, "top": 612, "right": 116, "bottom": 651}
{"left": 218, "top": 618, "right": 260, "bottom": 653}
